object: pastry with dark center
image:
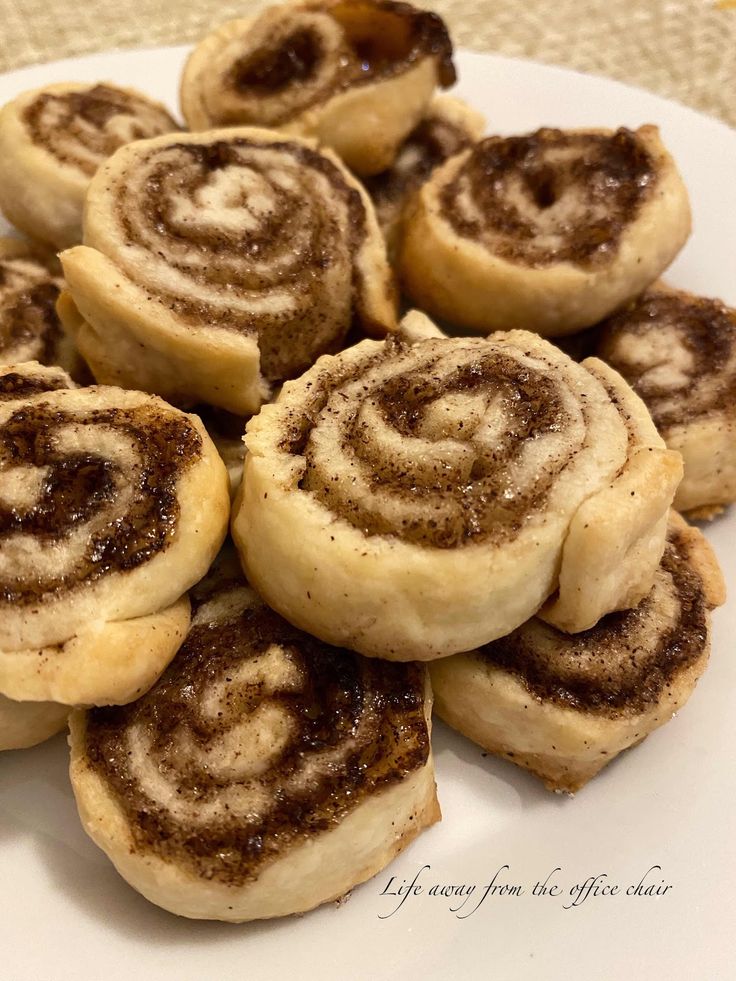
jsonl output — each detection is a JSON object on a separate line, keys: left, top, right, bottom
{"left": 231, "top": 312, "right": 682, "bottom": 660}
{"left": 0, "top": 237, "right": 86, "bottom": 378}
{"left": 0, "top": 83, "right": 178, "bottom": 248}
{"left": 180, "top": 0, "right": 456, "bottom": 175}
{"left": 595, "top": 284, "right": 736, "bottom": 518}
{"left": 0, "top": 361, "right": 230, "bottom": 722}
{"left": 58, "top": 127, "right": 396, "bottom": 414}
{"left": 399, "top": 126, "right": 691, "bottom": 335}
{"left": 363, "top": 94, "right": 485, "bottom": 258}
{"left": 69, "top": 552, "right": 439, "bottom": 921}
{"left": 430, "top": 512, "right": 725, "bottom": 793}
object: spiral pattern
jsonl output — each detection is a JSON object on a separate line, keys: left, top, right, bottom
{"left": 596, "top": 287, "right": 736, "bottom": 432}
{"left": 440, "top": 127, "right": 657, "bottom": 268}
{"left": 0, "top": 240, "right": 84, "bottom": 377}
{"left": 74, "top": 130, "right": 394, "bottom": 384}
{"left": 0, "top": 391, "right": 201, "bottom": 609}
{"left": 287, "top": 333, "right": 628, "bottom": 549}
{"left": 22, "top": 84, "right": 178, "bottom": 178}
{"left": 81, "top": 577, "right": 430, "bottom": 885}
{"left": 478, "top": 520, "right": 712, "bottom": 716}
{"left": 235, "top": 324, "right": 682, "bottom": 658}
{"left": 182, "top": 1, "right": 455, "bottom": 130}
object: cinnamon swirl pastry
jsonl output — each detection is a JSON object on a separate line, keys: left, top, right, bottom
{"left": 0, "top": 693, "right": 68, "bottom": 751}
{"left": 0, "top": 362, "right": 230, "bottom": 708}
{"left": 430, "top": 512, "right": 725, "bottom": 793}
{"left": 0, "top": 83, "right": 178, "bottom": 249}
{"left": 399, "top": 126, "right": 691, "bottom": 335}
{"left": 69, "top": 556, "right": 439, "bottom": 921}
{"left": 363, "top": 95, "right": 485, "bottom": 257}
{"left": 58, "top": 128, "right": 396, "bottom": 414}
{"left": 595, "top": 285, "right": 736, "bottom": 518}
{"left": 181, "top": 1, "right": 456, "bottom": 176}
{"left": 232, "top": 318, "right": 682, "bottom": 660}
{"left": 0, "top": 238, "right": 86, "bottom": 379}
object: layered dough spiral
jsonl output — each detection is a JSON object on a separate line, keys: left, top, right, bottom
{"left": 232, "top": 315, "right": 683, "bottom": 660}
{"left": 69, "top": 556, "right": 439, "bottom": 921}
{"left": 363, "top": 94, "right": 485, "bottom": 257}
{"left": 181, "top": 0, "right": 456, "bottom": 176}
{"left": 399, "top": 125, "right": 691, "bottom": 335}
{"left": 430, "top": 512, "right": 725, "bottom": 793}
{"left": 59, "top": 127, "right": 396, "bottom": 414}
{"left": 0, "top": 237, "right": 85, "bottom": 378}
{"left": 595, "top": 285, "right": 736, "bottom": 517}
{"left": 0, "top": 361, "right": 230, "bottom": 712}
{"left": 0, "top": 83, "right": 178, "bottom": 248}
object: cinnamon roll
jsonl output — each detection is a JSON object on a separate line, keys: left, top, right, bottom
{"left": 399, "top": 126, "right": 691, "bottom": 335}
{"left": 58, "top": 128, "right": 396, "bottom": 415}
{"left": 180, "top": 1, "right": 456, "bottom": 176}
{"left": 0, "top": 237, "right": 86, "bottom": 379}
{"left": 0, "top": 83, "right": 178, "bottom": 249}
{"left": 430, "top": 512, "right": 725, "bottom": 793}
{"left": 0, "top": 693, "right": 69, "bottom": 751}
{"left": 594, "top": 285, "right": 736, "bottom": 518}
{"left": 69, "top": 554, "right": 439, "bottom": 921}
{"left": 0, "top": 362, "right": 230, "bottom": 708}
{"left": 363, "top": 94, "right": 485, "bottom": 258}
{"left": 232, "top": 316, "right": 682, "bottom": 660}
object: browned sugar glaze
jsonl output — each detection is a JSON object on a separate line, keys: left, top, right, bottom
{"left": 284, "top": 335, "right": 589, "bottom": 548}
{"left": 0, "top": 399, "right": 201, "bottom": 604}
{"left": 365, "top": 106, "right": 476, "bottom": 224}
{"left": 0, "top": 253, "right": 63, "bottom": 363}
{"left": 229, "top": 0, "right": 455, "bottom": 121}
{"left": 83, "top": 592, "right": 429, "bottom": 885}
{"left": 120, "top": 137, "right": 371, "bottom": 382}
{"left": 0, "top": 368, "right": 71, "bottom": 402}
{"left": 23, "top": 84, "right": 177, "bottom": 174}
{"left": 479, "top": 527, "right": 709, "bottom": 716}
{"left": 596, "top": 289, "right": 736, "bottom": 430}
{"left": 442, "top": 128, "right": 656, "bottom": 268}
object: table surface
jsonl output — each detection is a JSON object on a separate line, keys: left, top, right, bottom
{"left": 1, "top": 0, "right": 735, "bottom": 127}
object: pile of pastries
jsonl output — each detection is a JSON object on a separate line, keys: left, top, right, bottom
{"left": 0, "top": 0, "right": 731, "bottom": 924}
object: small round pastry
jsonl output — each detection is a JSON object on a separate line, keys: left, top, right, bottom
{"left": 58, "top": 127, "right": 396, "bottom": 415}
{"left": 399, "top": 125, "right": 691, "bottom": 335}
{"left": 430, "top": 512, "right": 725, "bottom": 793}
{"left": 0, "top": 692, "right": 69, "bottom": 751}
{"left": 363, "top": 94, "right": 485, "bottom": 258}
{"left": 0, "top": 361, "right": 230, "bottom": 708}
{"left": 0, "top": 83, "right": 178, "bottom": 249}
{"left": 232, "top": 316, "right": 683, "bottom": 660}
{"left": 0, "top": 237, "right": 86, "bottom": 378}
{"left": 180, "top": 0, "right": 456, "bottom": 176}
{"left": 69, "top": 557, "right": 439, "bottom": 921}
{"left": 595, "top": 285, "right": 736, "bottom": 518}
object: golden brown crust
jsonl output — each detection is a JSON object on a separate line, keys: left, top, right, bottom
{"left": 0, "top": 83, "right": 178, "bottom": 248}
{"left": 399, "top": 125, "right": 691, "bottom": 335}
{"left": 70, "top": 563, "right": 439, "bottom": 920}
{"left": 180, "top": 2, "right": 456, "bottom": 175}
{"left": 430, "top": 512, "right": 725, "bottom": 793}
{"left": 595, "top": 283, "right": 736, "bottom": 514}
{"left": 59, "top": 127, "right": 396, "bottom": 414}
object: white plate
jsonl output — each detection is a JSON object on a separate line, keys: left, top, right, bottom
{"left": 1, "top": 46, "right": 734, "bottom": 981}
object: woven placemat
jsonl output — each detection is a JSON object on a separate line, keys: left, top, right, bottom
{"left": 1, "top": 0, "right": 735, "bottom": 126}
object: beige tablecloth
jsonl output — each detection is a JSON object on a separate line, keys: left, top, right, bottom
{"left": 1, "top": 0, "right": 735, "bottom": 126}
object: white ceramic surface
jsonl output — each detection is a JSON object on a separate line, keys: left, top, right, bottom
{"left": 0, "top": 45, "right": 734, "bottom": 981}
